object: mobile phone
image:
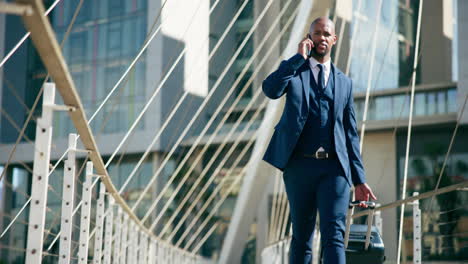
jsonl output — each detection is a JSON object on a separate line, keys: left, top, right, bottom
{"left": 306, "top": 34, "right": 313, "bottom": 58}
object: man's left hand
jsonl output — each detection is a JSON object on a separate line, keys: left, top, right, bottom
{"left": 354, "top": 183, "right": 377, "bottom": 208}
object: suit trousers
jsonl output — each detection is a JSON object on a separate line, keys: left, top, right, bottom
{"left": 283, "top": 154, "right": 350, "bottom": 264}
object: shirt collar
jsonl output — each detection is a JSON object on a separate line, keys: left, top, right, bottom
{"left": 309, "top": 56, "right": 331, "bottom": 71}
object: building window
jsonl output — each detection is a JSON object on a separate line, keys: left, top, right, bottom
{"left": 396, "top": 128, "right": 468, "bottom": 261}
{"left": 108, "top": 23, "right": 122, "bottom": 58}
{"left": 109, "top": 0, "right": 124, "bottom": 17}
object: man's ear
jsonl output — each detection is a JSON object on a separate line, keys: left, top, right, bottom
{"left": 333, "top": 34, "right": 338, "bottom": 45}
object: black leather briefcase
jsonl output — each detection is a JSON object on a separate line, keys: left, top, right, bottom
{"left": 320, "top": 202, "right": 386, "bottom": 264}
{"left": 345, "top": 224, "right": 385, "bottom": 264}
{"left": 344, "top": 201, "right": 385, "bottom": 264}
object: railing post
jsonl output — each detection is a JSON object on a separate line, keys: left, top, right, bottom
{"left": 148, "top": 239, "right": 156, "bottom": 264}
{"left": 93, "top": 182, "right": 106, "bottom": 264}
{"left": 137, "top": 231, "right": 144, "bottom": 263}
{"left": 120, "top": 215, "right": 129, "bottom": 264}
{"left": 164, "top": 243, "right": 168, "bottom": 264}
{"left": 127, "top": 221, "right": 134, "bottom": 262}
{"left": 170, "top": 246, "right": 174, "bottom": 264}
{"left": 143, "top": 234, "right": 149, "bottom": 264}
{"left": 159, "top": 244, "right": 164, "bottom": 263}
{"left": 25, "top": 83, "right": 55, "bottom": 264}
{"left": 103, "top": 196, "right": 114, "bottom": 264}
{"left": 375, "top": 203, "right": 383, "bottom": 235}
{"left": 156, "top": 241, "right": 161, "bottom": 263}
{"left": 344, "top": 203, "right": 354, "bottom": 248}
{"left": 283, "top": 240, "right": 289, "bottom": 264}
{"left": 133, "top": 226, "right": 139, "bottom": 263}
{"left": 78, "top": 162, "right": 94, "bottom": 264}
{"left": 59, "top": 133, "right": 77, "bottom": 264}
{"left": 365, "top": 208, "right": 375, "bottom": 250}
{"left": 412, "top": 192, "right": 421, "bottom": 264}
{"left": 113, "top": 207, "right": 122, "bottom": 263}
{"left": 128, "top": 222, "right": 137, "bottom": 263}
{"left": 173, "top": 249, "right": 179, "bottom": 264}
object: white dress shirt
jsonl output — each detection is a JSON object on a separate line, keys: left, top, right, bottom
{"left": 309, "top": 57, "right": 331, "bottom": 86}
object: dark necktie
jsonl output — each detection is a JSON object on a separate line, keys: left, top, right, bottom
{"left": 317, "top": 64, "right": 325, "bottom": 91}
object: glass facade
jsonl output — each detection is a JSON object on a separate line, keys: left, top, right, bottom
{"left": 233, "top": 0, "right": 254, "bottom": 102}
{"left": 350, "top": 1, "right": 396, "bottom": 91}
{"left": 43, "top": 0, "right": 148, "bottom": 138}
{"left": 349, "top": 0, "right": 422, "bottom": 92}
{"left": 355, "top": 87, "right": 457, "bottom": 122}
{"left": 2, "top": 0, "right": 466, "bottom": 263}
{"left": 0, "top": 167, "right": 30, "bottom": 264}
{"left": 107, "top": 155, "right": 153, "bottom": 219}
{"left": 397, "top": 127, "right": 468, "bottom": 261}
{"left": 350, "top": 0, "right": 459, "bottom": 123}
{"left": 1, "top": 1, "right": 149, "bottom": 262}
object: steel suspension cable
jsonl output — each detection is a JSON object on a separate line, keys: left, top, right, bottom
{"left": 270, "top": 178, "right": 284, "bottom": 242}
{"left": 40, "top": 0, "right": 173, "bottom": 185}
{"left": 154, "top": 17, "right": 295, "bottom": 236}
{"left": 102, "top": 0, "right": 244, "bottom": 173}
{"left": 151, "top": 86, "right": 265, "bottom": 233}
{"left": 278, "top": 191, "right": 290, "bottom": 240}
{"left": 87, "top": 0, "right": 183, "bottom": 125}
{"left": 181, "top": 128, "right": 267, "bottom": 251}
{"left": 110, "top": 0, "right": 233, "bottom": 187}
{"left": 358, "top": 0, "right": 383, "bottom": 153}
{"left": 0, "top": 0, "right": 84, "bottom": 182}
{"left": 139, "top": 0, "right": 295, "bottom": 224}
{"left": 43, "top": 0, "right": 174, "bottom": 181}
{"left": 333, "top": 0, "right": 362, "bottom": 67}
{"left": 274, "top": 182, "right": 288, "bottom": 242}
{"left": 268, "top": 172, "right": 282, "bottom": 243}
{"left": 162, "top": 95, "right": 268, "bottom": 243}
{"left": 130, "top": 0, "right": 277, "bottom": 211}
{"left": 424, "top": 94, "right": 468, "bottom": 232}
{"left": 0, "top": 0, "right": 62, "bottom": 69}
{"left": 163, "top": 4, "right": 298, "bottom": 238}
{"left": 397, "top": 1, "right": 424, "bottom": 263}
{"left": 102, "top": 0, "right": 216, "bottom": 167}
{"left": 179, "top": 101, "right": 267, "bottom": 249}
{"left": 14, "top": 0, "right": 200, "bottom": 259}
{"left": 161, "top": 89, "right": 267, "bottom": 240}
{"left": 0, "top": 0, "right": 86, "bottom": 239}
{"left": 345, "top": 1, "right": 365, "bottom": 76}
{"left": 191, "top": 222, "right": 219, "bottom": 254}
{"left": 117, "top": 0, "right": 251, "bottom": 194}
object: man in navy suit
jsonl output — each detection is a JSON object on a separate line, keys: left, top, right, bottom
{"left": 262, "top": 17, "right": 377, "bottom": 264}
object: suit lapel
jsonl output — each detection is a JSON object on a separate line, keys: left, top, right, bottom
{"left": 299, "top": 64, "right": 311, "bottom": 108}
{"left": 333, "top": 64, "right": 343, "bottom": 122}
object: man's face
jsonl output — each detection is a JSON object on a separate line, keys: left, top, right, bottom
{"left": 308, "top": 20, "right": 337, "bottom": 57}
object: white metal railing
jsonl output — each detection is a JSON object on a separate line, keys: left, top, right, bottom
{"left": 1, "top": 0, "right": 296, "bottom": 262}
{"left": 0, "top": 0, "right": 219, "bottom": 262}
{"left": 2, "top": 0, "right": 467, "bottom": 263}
{"left": 21, "top": 83, "right": 204, "bottom": 263}
{"left": 261, "top": 186, "right": 467, "bottom": 263}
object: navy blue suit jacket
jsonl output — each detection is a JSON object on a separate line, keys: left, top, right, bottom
{"left": 262, "top": 54, "right": 366, "bottom": 186}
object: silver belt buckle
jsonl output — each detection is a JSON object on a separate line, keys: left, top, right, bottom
{"left": 314, "top": 147, "right": 327, "bottom": 159}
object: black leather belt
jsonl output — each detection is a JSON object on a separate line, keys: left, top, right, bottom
{"left": 303, "top": 150, "right": 337, "bottom": 159}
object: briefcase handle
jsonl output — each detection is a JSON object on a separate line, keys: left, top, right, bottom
{"left": 349, "top": 200, "right": 376, "bottom": 209}
{"left": 344, "top": 201, "right": 376, "bottom": 250}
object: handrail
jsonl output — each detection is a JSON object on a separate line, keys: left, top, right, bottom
{"left": 262, "top": 179, "right": 468, "bottom": 248}
{"left": 15, "top": 0, "right": 197, "bottom": 256}
{"left": 352, "top": 180, "right": 468, "bottom": 218}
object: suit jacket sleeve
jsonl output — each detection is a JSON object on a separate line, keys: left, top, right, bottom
{"left": 262, "top": 53, "right": 305, "bottom": 99}
{"left": 343, "top": 80, "right": 366, "bottom": 185}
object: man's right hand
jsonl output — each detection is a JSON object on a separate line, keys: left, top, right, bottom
{"left": 298, "top": 35, "right": 314, "bottom": 60}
